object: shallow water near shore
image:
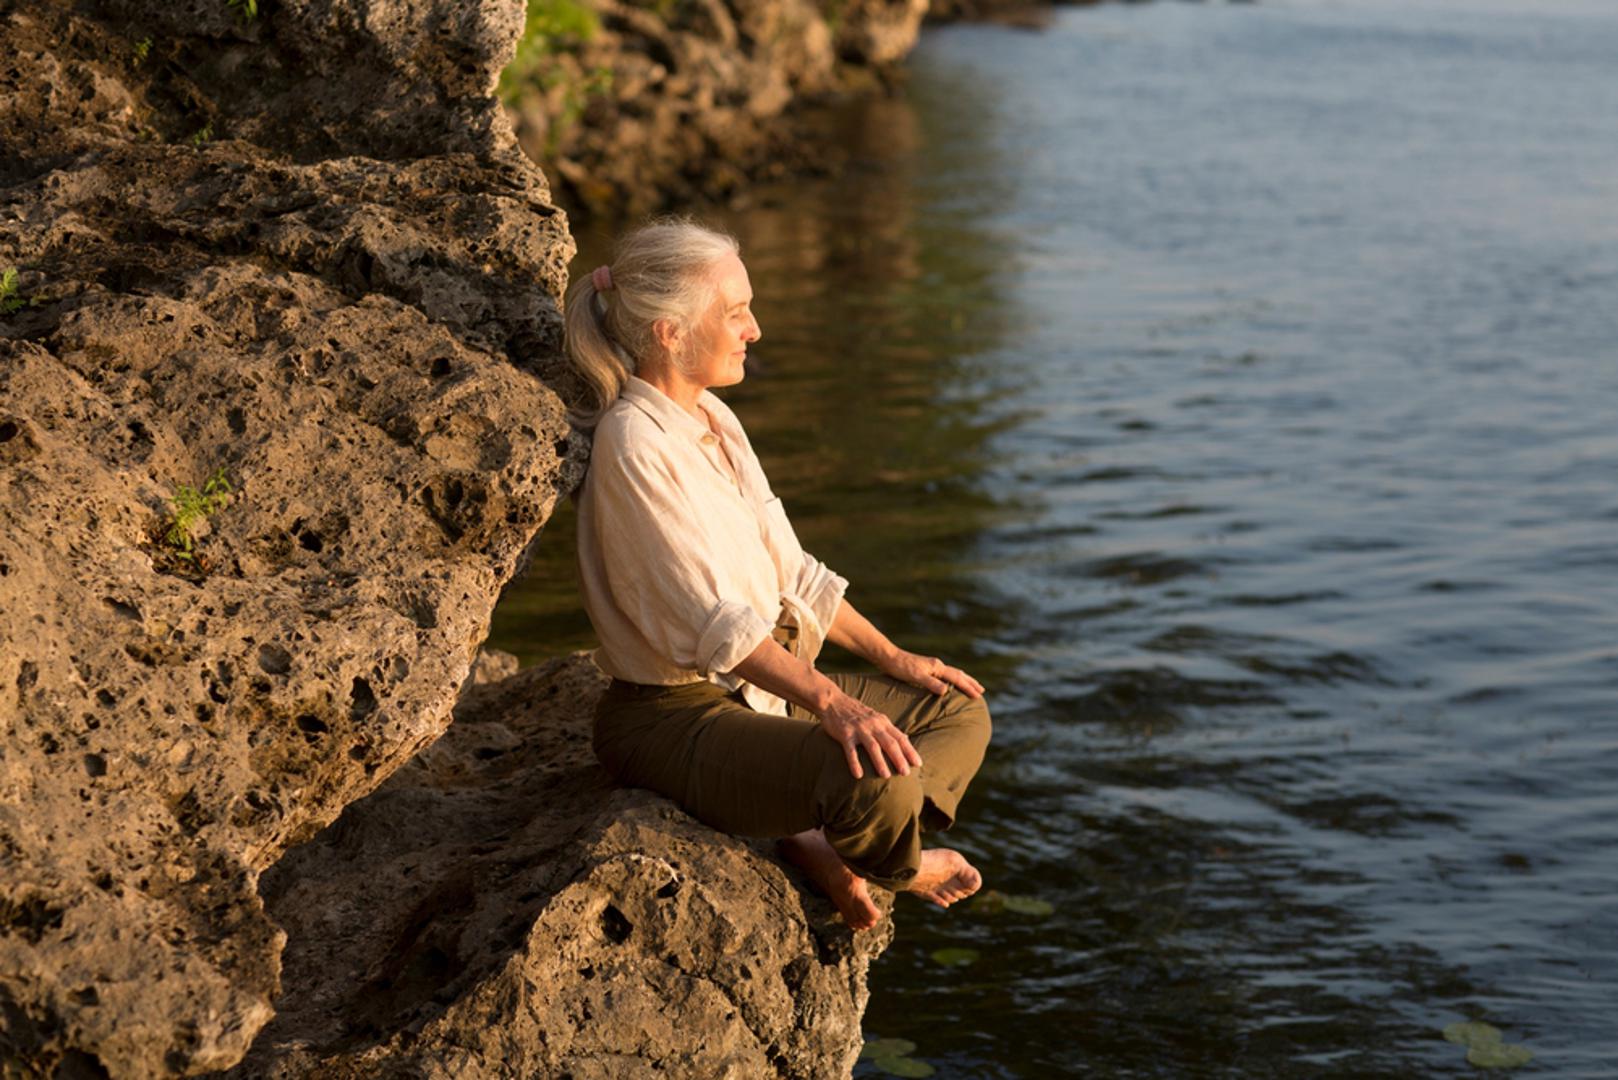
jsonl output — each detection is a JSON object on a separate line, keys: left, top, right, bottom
{"left": 493, "top": 0, "right": 1618, "bottom": 1074}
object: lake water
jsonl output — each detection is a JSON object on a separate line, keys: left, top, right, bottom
{"left": 492, "top": 0, "right": 1618, "bottom": 1074}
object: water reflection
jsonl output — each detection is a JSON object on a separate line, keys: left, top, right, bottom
{"left": 497, "top": 3, "right": 1618, "bottom": 1076}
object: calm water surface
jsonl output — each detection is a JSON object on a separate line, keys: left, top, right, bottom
{"left": 493, "top": 1, "right": 1618, "bottom": 1074}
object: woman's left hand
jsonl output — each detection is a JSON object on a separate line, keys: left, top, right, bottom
{"left": 881, "top": 649, "right": 985, "bottom": 699}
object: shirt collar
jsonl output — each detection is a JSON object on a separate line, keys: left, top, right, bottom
{"left": 620, "top": 376, "right": 724, "bottom": 442}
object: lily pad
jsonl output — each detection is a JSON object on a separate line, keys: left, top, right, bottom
{"left": 871, "top": 1055, "right": 936, "bottom": 1078}
{"left": 859, "top": 1038, "right": 917, "bottom": 1060}
{"left": 1001, "top": 894, "right": 1056, "bottom": 917}
{"left": 1442, "top": 1020, "right": 1533, "bottom": 1070}
{"left": 1467, "top": 1043, "right": 1533, "bottom": 1069}
{"left": 970, "top": 890, "right": 1008, "bottom": 914}
{"left": 1443, "top": 1021, "right": 1503, "bottom": 1047}
{"left": 930, "top": 947, "right": 980, "bottom": 967}
{"left": 970, "top": 890, "right": 1055, "bottom": 918}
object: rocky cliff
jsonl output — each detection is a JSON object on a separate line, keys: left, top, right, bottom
{"left": 0, "top": 1, "right": 886, "bottom": 1075}
{"left": 503, "top": 0, "right": 932, "bottom": 216}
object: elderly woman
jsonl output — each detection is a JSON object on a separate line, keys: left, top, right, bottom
{"left": 564, "top": 217, "right": 991, "bottom": 930}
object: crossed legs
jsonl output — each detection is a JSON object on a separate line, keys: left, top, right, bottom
{"left": 593, "top": 672, "right": 992, "bottom": 929}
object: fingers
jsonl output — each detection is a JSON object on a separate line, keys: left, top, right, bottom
{"left": 834, "top": 718, "right": 919, "bottom": 779}
{"left": 863, "top": 730, "right": 893, "bottom": 779}
{"left": 899, "top": 731, "right": 925, "bottom": 773}
{"left": 936, "top": 665, "right": 985, "bottom": 699}
{"left": 901, "top": 653, "right": 986, "bottom": 699}
{"left": 881, "top": 728, "right": 914, "bottom": 777}
{"left": 860, "top": 724, "right": 906, "bottom": 779}
{"left": 820, "top": 696, "right": 930, "bottom": 779}
{"left": 842, "top": 738, "right": 863, "bottom": 780}
{"left": 956, "top": 671, "right": 986, "bottom": 698}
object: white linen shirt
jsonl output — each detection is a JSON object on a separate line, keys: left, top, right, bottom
{"left": 576, "top": 376, "right": 848, "bottom": 717}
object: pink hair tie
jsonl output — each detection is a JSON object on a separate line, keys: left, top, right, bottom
{"left": 591, "top": 265, "right": 614, "bottom": 292}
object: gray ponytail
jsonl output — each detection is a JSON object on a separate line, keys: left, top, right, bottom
{"left": 562, "top": 216, "right": 741, "bottom": 427}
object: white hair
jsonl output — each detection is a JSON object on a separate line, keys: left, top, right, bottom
{"left": 562, "top": 215, "right": 740, "bottom": 426}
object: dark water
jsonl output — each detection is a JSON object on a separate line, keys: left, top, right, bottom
{"left": 492, "top": 1, "right": 1618, "bottom": 1074}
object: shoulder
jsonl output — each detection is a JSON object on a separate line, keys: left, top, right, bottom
{"left": 587, "top": 401, "right": 677, "bottom": 485}
{"left": 593, "top": 397, "right": 666, "bottom": 459}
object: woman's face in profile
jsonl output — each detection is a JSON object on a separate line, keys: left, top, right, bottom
{"left": 683, "top": 252, "right": 762, "bottom": 390}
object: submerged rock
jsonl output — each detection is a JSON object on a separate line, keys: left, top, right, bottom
{"left": 1, "top": 0, "right": 889, "bottom": 1075}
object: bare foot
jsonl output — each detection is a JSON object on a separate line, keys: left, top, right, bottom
{"left": 777, "top": 829, "right": 883, "bottom": 931}
{"left": 905, "top": 848, "right": 982, "bottom": 909}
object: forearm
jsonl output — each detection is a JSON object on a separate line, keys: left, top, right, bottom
{"left": 824, "top": 597, "right": 899, "bottom": 667}
{"left": 826, "top": 596, "right": 987, "bottom": 701}
{"left": 730, "top": 625, "right": 921, "bottom": 779}
{"left": 729, "top": 635, "right": 841, "bottom": 716}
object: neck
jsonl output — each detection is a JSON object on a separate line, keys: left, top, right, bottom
{"left": 636, "top": 363, "right": 705, "bottom": 419}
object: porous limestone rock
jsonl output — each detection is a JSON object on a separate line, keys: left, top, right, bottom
{"left": 227, "top": 655, "right": 892, "bottom": 1079}
{"left": 507, "top": 0, "right": 934, "bottom": 216}
{"left": 1, "top": 0, "right": 577, "bottom": 1074}
{"left": 2, "top": 0, "right": 892, "bottom": 1076}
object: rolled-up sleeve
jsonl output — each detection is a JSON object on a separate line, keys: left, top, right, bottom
{"left": 594, "top": 449, "right": 773, "bottom": 676}
{"left": 795, "top": 552, "right": 848, "bottom": 642}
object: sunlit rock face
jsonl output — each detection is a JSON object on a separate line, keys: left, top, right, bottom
{"left": 1, "top": 1, "right": 888, "bottom": 1076}
{"left": 506, "top": 0, "right": 933, "bottom": 216}
{"left": 1, "top": 0, "right": 573, "bottom": 1073}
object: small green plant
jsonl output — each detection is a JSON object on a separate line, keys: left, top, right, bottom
{"left": 132, "top": 36, "right": 152, "bottom": 63}
{"left": 227, "top": 0, "right": 259, "bottom": 21}
{"left": 823, "top": 0, "right": 847, "bottom": 35}
{"left": 497, "top": 0, "right": 601, "bottom": 106}
{"left": 163, "top": 468, "right": 233, "bottom": 564}
{"left": 0, "top": 268, "right": 23, "bottom": 315}
{"left": 546, "top": 65, "right": 613, "bottom": 156}
{"left": 189, "top": 121, "right": 214, "bottom": 147}
{"left": 0, "top": 268, "right": 44, "bottom": 316}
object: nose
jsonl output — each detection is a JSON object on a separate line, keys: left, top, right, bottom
{"left": 745, "top": 312, "right": 761, "bottom": 343}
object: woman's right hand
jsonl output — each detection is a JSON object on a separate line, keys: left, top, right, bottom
{"left": 816, "top": 690, "right": 922, "bottom": 780}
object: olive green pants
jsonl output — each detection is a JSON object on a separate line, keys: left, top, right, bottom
{"left": 592, "top": 673, "right": 992, "bottom": 890}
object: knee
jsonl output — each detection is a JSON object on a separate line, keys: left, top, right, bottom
{"left": 830, "top": 769, "right": 925, "bottom": 830}
{"left": 953, "top": 692, "right": 993, "bottom": 749}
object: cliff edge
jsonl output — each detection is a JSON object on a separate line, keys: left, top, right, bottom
{"left": 0, "top": 1, "right": 886, "bottom": 1075}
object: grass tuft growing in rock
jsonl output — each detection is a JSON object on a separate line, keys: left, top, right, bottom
{"left": 0, "top": 267, "right": 43, "bottom": 316}
{"left": 157, "top": 468, "right": 234, "bottom": 575}
{"left": 0, "top": 268, "right": 23, "bottom": 315}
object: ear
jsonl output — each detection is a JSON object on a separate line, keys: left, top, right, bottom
{"left": 652, "top": 317, "right": 683, "bottom": 356}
